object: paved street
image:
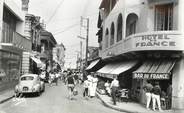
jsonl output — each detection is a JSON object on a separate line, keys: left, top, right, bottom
{"left": 0, "top": 81, "right": 125, "bottom": 113}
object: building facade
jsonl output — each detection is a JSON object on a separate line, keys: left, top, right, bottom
{"left": 97, "top": 0, "right": 184, "bottom": 109}
{"left": 0, "top": 0, "right": 31, "bottom": 91}
{"left": 40, "top": 30, "right": 57, "bottom": 72}
{"left": 52, "top": 43, "right": 65, "bottom": 71}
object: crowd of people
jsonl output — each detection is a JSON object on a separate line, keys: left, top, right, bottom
{"left": 144, "top": 81, "right": 172, "bottom": 112}
{"left": 39, "top": 69, "right": 172, "bottom": 112}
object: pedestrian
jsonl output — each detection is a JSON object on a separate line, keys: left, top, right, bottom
{"left": 166, "top": 83, "right": 172, "bottom": 109}
{"left": 143, "top": 80, "right": 153, "bottom": 110}
{"left": 87, "top": 74, "right": 93, "bottom": 97}
{"left": 66, "top": 72, "right": 75, "bottom": 100}
{"left": 110, "top": 76, "right": 119, "bottom": 105}
{"left": 152, "top": 82, "right": 162, "bottom": 112}
{"left": 54, "top": 72, "right": 59, "bottom": 86}
{"left": 83, "top": 78, "right": 89, "bottom": 98}
{"left": 90, "top": 74, "right": 98, "bottom": 98}
{"left": 74, "top": 72, "right": 79, "bottom": 85}
{"left": 104, "top": 80, "right": 111, "bottom": 96}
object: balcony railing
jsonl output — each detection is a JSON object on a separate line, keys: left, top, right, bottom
{"left": 1, "top": 31, "right": 32, "bottom": 51}
{"left": 100, "top": 31, "right": 184, "bottom": 59}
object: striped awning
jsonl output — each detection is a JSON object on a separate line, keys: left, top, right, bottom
{"left": 86, "top": 59, "right": 100, "bottom": 71}
{"left": 97, "top": 61, "right": 138, "bottom": 79}
{"left": 133, "top": 59, "right": 176, "bottom": 80}
{"left": 31, "top": 57, "right": 43, "bottom": 68}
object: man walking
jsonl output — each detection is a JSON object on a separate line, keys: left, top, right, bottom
{"left": 143, "top": 81, "right": 153, "bottom": 110}
{"left": 83, "top": 78, "right": 89, "bottom": 98}
{"left": 66, "top": 72, "right": 75, "bottom": 100}
{"left": 110, "top": 76, "right": 119, "bottom": 105}
{"left": 152, "top": 82, "right": 162, "bottom": 112}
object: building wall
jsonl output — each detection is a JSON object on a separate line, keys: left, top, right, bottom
{"left": 52, "top": 44, "right": 65, "bottom": 70}
{"left": 99, "top": 0, "right": 184, "bottom": 59}
{"left": 99, "top": 0, "right": 184, "bottom": 110}
{"left": 4, "top": 0, "right": 25, "bottom": 35}
{"left": 0, "top": 0, "right": 27, "bottom": 91}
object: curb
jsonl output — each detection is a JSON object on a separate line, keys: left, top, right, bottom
{"left": 96, "top": 93, "right": 177, "bottom": 113}
{"left": 0, "top": 95, "right": 14, "bottom": 104}
{"left": 96, "top": 93, "right": 137, "bottom": 113}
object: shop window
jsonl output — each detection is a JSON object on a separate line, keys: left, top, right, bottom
{"left": 2, "top": 7, "right": 16, "bottom": 43}
{"left": 117, "top": 14, "right": 123, "bottom": 42}
{"left": 110, "top": 22, "right": 115, "bottom": 46}
{"left": 154, "top": 4, "right": 173, "bottom": 31}
{"left": 126, "top": 13, "right": 138, "bottom": 37}
{"left": 105, "top": 29, "right": 109, "bottom": 48}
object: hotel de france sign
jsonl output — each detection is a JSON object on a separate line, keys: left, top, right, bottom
{"left": 125, "top": 31, "right": 184, "bottom": 51}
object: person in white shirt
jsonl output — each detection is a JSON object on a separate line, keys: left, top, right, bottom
{"left": 90, "top": 74, "right": 98, "bottom": 98}
{"left": 87, "top": 74, "right": 93, "bottom": 97}
{"left": 83, "top": 79, "right": 89, "bottom": 97}
{"left": 104, "top": 80, "right": 111, "bottom": 96}
{"left": 110, "top": 76, "right": 119, "bottom": 105}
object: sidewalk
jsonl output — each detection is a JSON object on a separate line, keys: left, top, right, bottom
{"left": 0, "top": 89, "right": 15, "bottom": 104}
{"left": 96, "top": 92, "right": 183, "bottom": 113}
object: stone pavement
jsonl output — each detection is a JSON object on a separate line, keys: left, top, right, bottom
{"left": 0, "top": 89, "right": 14, "bottom": 104}
{"left": 96, "top": 92, "right": 184, "bottom": 113}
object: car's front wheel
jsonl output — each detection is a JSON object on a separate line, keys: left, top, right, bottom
{"left": 36, "top": 91, "right": 41, "bottom": 96}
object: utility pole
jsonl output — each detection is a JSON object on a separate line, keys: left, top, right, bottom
{"left": 85, "top": 18, "right": 89, "bottom": 68}
{"left": 78, "top": 17, "right": 89, "bottom": 79}
{"left": 80, "top": 41, "right": 82, "bottom": 70}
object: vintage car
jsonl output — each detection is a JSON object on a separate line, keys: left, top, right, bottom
{"left": 15, "top": 74, "right": 45, "bottom": 96}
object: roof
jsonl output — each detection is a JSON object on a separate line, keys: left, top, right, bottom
{"left": 40, "top": 30, "right": 57, "bottom": 44}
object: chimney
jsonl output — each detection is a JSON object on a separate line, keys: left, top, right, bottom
{"left": 22, "top": 0, "right": 29, "bottom": 12}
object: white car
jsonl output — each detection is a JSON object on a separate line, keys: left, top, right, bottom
{"left": 15, "top": 74, "right": 45, "bottom": 96}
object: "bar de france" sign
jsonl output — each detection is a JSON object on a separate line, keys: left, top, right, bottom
{"left": 133, "top": 73, "right": 170, "bottom": 79}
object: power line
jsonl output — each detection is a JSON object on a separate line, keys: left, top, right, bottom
{"left": 53, "top": 23, "right": 80, "bottom": 35}
{"left": 46, "top": 0, "right": 65, "bottom": 24}
{"left": 48, "top": 12, "right": 99, "bottom": 25}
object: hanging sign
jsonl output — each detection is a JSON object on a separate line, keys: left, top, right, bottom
{"left": 133, "top": 73, "right": 170, "bottom": 79}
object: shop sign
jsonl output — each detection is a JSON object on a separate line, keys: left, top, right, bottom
{"left": 135, "top": 34, "right": 176, "bottom": 48}
{"left": 133, "top": 73, "right": 170, "bottom": 79}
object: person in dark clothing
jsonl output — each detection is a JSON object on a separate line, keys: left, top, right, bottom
{"left": 152, "top": 82, "right": 162, "bottom": 112}
{"left": 110, "top": 76, "right": 119, "bottom": 105}
{"left": 166, "top": 83, "right": 172, "bottom": 109}
{"left": 66, "top": 72, "right": 75, "bottom": 100}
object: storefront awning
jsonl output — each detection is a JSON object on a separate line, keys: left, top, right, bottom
{"left": 110, "top": 61, "right": 138, "bottom": 75}
{"left": 133, "top": 59, "right": 176, "bottom": 80}
{"left": 97, "top": 61, "right": 138, "bottom": 79}
{"left": 86, "top": 59, "right": 100, "bottom": 71}
{"left": 31, "top": 57, "right": 43, "bottom": 68}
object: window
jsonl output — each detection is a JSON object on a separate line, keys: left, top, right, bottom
{"left": 126, "top": 13, "right": 138, "bottom": 37}
{"left": 155, "top": 4, "right": 173, "bottom": 31}
{"left": 110, "top": 23, "right": 115, "bottom": 45}
{"left": 117, "top": 14, "right": 123, "bottom": 42}
{"left": 2, "top": 7, "right": 16, "bottom": 43}
{"left": 105, "top": 29, "right": 109, "bottom": 48}
{"left": 21, "top": 76, "right": 34, "bottom": 81}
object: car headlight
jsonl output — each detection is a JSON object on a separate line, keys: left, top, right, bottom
{"left": 15, "top": 85, "right": 20, "bottom": 92}
{"left": 32, "top": 85, "right": 39, "bottom": 91}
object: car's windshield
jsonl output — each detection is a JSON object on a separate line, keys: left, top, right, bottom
{"left": 21, "top": 76, "right": 34, "bottom": 81}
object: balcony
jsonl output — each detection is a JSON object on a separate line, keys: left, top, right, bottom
{"left": 100, "top": 31, "right": 184, "bottom": 59}
{"left": 1, "top": 31, "right": 32, "bottom": 52}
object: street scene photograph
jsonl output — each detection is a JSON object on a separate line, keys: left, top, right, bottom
{"left": 0, "top": 0, "right": 184, "bottom": 113}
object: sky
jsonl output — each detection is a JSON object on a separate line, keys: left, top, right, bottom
{"left": 28, "top": 0, "right": 101, "bottom": 69}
